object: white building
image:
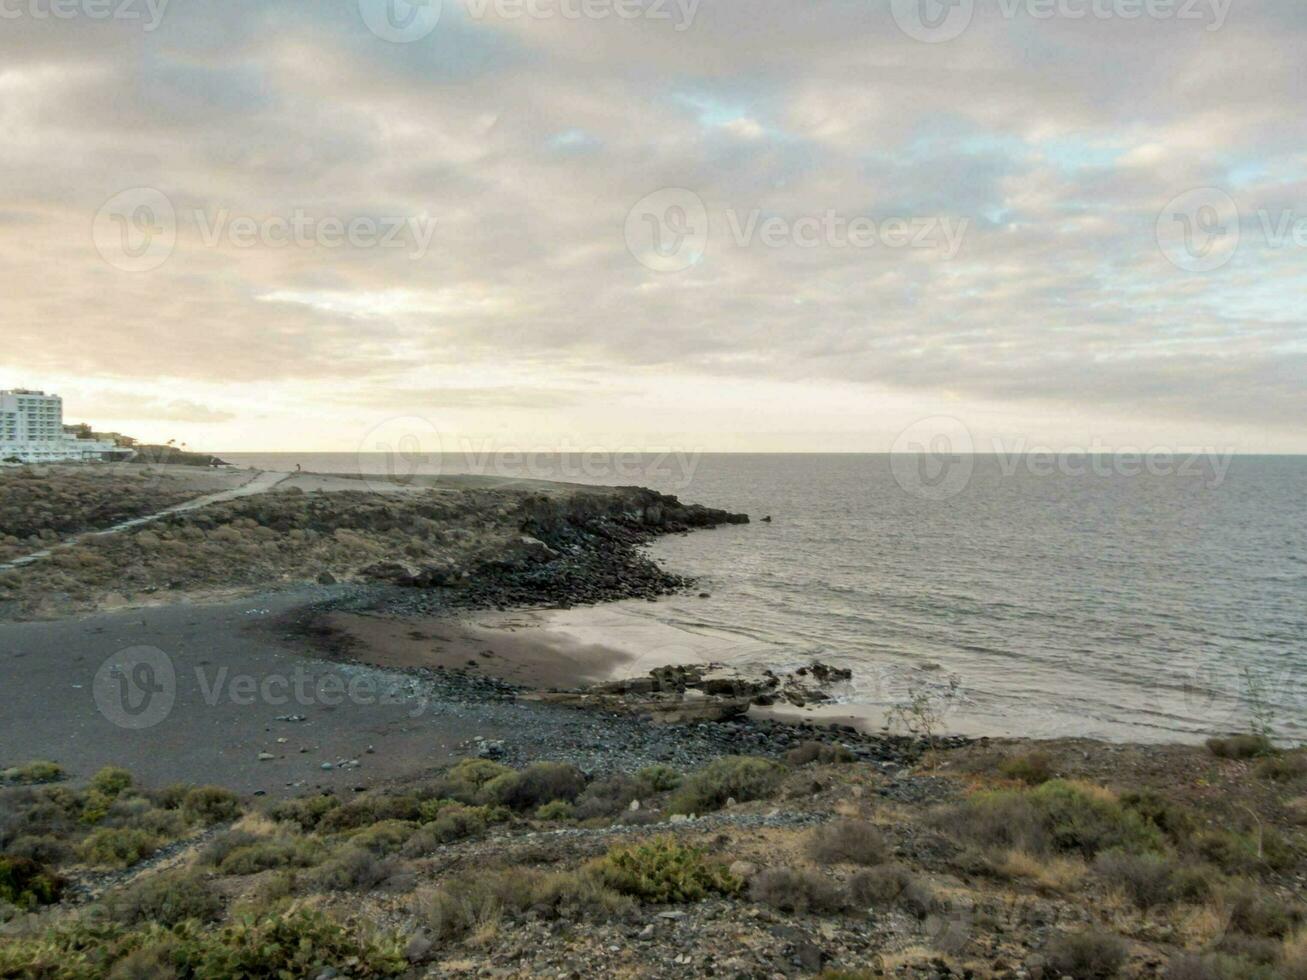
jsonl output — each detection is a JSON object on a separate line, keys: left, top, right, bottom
{"left": 0, "top": 389, "right": 121, "bottom": 463}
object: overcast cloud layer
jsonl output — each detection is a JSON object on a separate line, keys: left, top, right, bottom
{"left": 2, "top": 0, "right": 1304, "bottom": 452}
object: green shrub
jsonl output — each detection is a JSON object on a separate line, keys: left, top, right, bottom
{"left": 482, "top": 763, "right": 586, "bottom": 812}
{"left": 1, "top": 761, "right": 65, "bottom": 785}
{"left": 419, "top": 759, "right": 514, "bottom": 804}
{"left": 1000, "top": 751, "right": 1055, "bottom": 785}
{"left": 203, "top": 832, "right": 321, "bottom": 876}
{"left": 402, "top": 803, "right": 500, "bottom": 856}
{"left": 635, "top": 765, "right": 683, "bottom": 793}
{"left": 181, "top": 787, "right": 242, "bottom": 824}
{"left": 536, "top": 800, "right": 575, "bottom": 821}
{"left": 806, "top": 819, "right": 887, "bottom": 866}
{"left": 942, "top": 780, "right": 1163, "bottom": 859}
{"left": 345, "top": 819, "right": 417, "bottom": 855}
{"left": 195, "top": 907, "right": 406, "bottom": 977}
{"left": 1045, "top": 928, "right": 1128, "bottom": 979}
{"left": 1120, "top": 789, "right": 1197, "bottom": 843}
{"left": 1195, "top": 828, "right": 1296, "bottom": 873}
{"left": 668, "top": 756, "right": 785, "bottom": 815}
{"left": 311, "top": 845, "right": 398, "bottom": 891}
{"left": 269, "top": 793, "right": 339, "bottom": 831}
{"left": 1255, "top": 752, "right": 1307, "bottom": 783}
{"left": 1222, "top": 881, "right": 1298, "bottom": 939}
{"left": 0, "top": 856, "right": 64, "bottom": 910}
{"left": 106, "top": 869, "right": 222, "bottom": 926}
{"left": 1165, "top": 952, "right": 1280, "bottom": 980}
{"left": 1207, "top": 735, "right": 1276, "bottom": 760}
{"left": 5, "top": 834, "right": 75, "bottom": 867}
{"left": 595, "top": 837, "right": 742, "bottom": 903}
{"left": 749, "top": 867, "right": 845, "bottom": 914}
{"left": 317, "top": 795, "right": 421, "bottom": 833}
{"left": 90, "top": 767, "right": 134, "bottom": 798}
{"left": 79, "top": 828, "right": 161, "bottom": 869}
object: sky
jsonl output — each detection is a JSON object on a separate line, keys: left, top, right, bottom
{"left": 2, "top": 0, "right": 1304, "bottom": 454}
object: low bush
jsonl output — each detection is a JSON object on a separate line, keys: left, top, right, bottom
{"left": 999, "top": 751, "right": 1055, "bottom": 785}
{"left": 0, "top": 856, "right": 64, "bottom": 910}
{"left": 574, "top": 775, "right": 641, "bottom": 819}
{"left": 1256, "top": 752, "right": 1307, "bottom": 783}
{"left": 668, "top": 756, "right": 785, "bottom": 815}
{"left": 90, "top": 767, "right": 134, "bottom": 798}
{"left": 940, "top": 780, "right": 1163, "bottom": 859}
{"left": 1, "top": 761, "right": 64, "bottom": 785}
{"left": 402, "top": 803, "right": 499, "bottom": 856}
{"left": 344, "top": 820, "right": 417, "bottom": 855}
{"left": 785, "top": 741, "right": 855, "bottom": 767}
{"left": 420, "top": 869, "right": 632, "bottom": 943}
{"left": 4, "top": 834, "right": 74, "bottom": 867}
{"left": 79, "top": 827, "right": 161, "bottom": 869}
{"left": 1094, "top": 850, "right": 1212, "bottom": 908}
{"left": 105, "top": 869, "right": 222, "bottom": 926}
{"left": 182, "top": 786, "right": 242, "bottom": 824}
{"left": 806, "top": 819, "right": 887, "bottom": 866}
{"left": 1044, "top": 928, "right": 1128, "bottom": 979}
{"left": 536, "top": 800, "right": 575, "bottom": 821}
{"left": 312, "top": 845, "right": 399, "bottom": 891}
{"left": 635, "top": 764, "right": 683, "bottom": 794}
{"left": 419, "top": 759, "right": 513, "bottom": 804}
{"left": 1222, "top": 881, "right": 1298, "bottom": 939}
{"left": 594, "top": 837, "right": 742, "bottom": 903}
{"left": 269, "top": 793, "right": 340, "bottom": 831}
{"left": 317, "top": 795, "right": 421, "bottom": 833}
{"left": 483, "top": 763, "right": 586, "bottom": 812}
{"left": 1195, "top": 828, "right": 1296, "bottom": 873}
{"left": 203, "top": 831, "right": 321, "bottom": 876}
{"left": 1207, "top": 735, "right": 1276, "bottom": 760}
{"left": 847, "top": 865, "right": 934, "bottom": 917}
{"left": 1165, "top": 952, "right": 1279, "bottom": 980}
{"left": 749, "top": 867, "right": 845, "bottom": 914}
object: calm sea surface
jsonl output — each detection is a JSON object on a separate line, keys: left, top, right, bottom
{"left": 224, "top": 453, "right": 1307, "bottom": 744}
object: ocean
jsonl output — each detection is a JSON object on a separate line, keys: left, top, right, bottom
{"left": 223, "top": 452, "right": 1307, "bottom": 745}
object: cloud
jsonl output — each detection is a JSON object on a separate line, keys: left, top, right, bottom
{"left": 1, "top": 0, "right": 1304, "bottom": 448}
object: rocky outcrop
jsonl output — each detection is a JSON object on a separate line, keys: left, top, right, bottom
{"left": 527, "top": 661, "right": 855, "bottom": 725}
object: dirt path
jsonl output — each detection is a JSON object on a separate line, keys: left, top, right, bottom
{"left": 0, "top": 469, "right": 287, "bottom": 571}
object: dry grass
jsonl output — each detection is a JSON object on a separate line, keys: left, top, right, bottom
{"left": 994, "top": 849, "right": 1088, "bottom": 891}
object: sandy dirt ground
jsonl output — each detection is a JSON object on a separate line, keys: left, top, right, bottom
{"left": 0, "top": 589, "right": 528, "bottom": 796}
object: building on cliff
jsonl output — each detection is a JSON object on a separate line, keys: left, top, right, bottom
{"left": 0, "top": 389, "right": 123, "bottom": 463}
